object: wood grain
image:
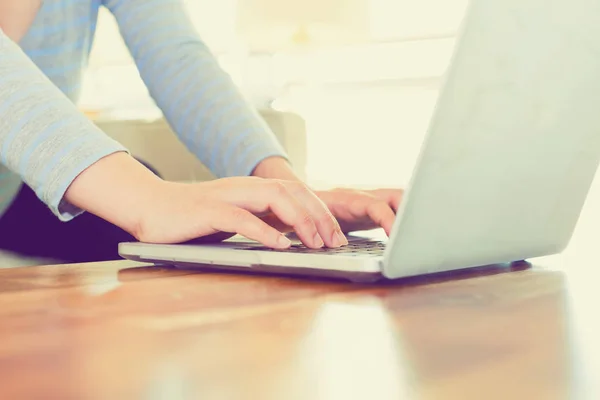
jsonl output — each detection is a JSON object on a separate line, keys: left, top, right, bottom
{"left": 0, "top": 259, "right": 596, "bottom": 400}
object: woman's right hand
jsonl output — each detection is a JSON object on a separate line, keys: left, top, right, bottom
{"left": 65, "top": 153, "right": 347, "bottom": 249}
{"left": 134, "top": 177, "right": 348, "bottom": 249}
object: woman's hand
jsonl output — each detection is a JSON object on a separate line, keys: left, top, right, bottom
{"left": 134, "top": 177, "right": 348, "bottom": 249}
{"left": 258, "top": 188, "right": 403, "bottom": 237}
{"left": 315, "top": 188, "right": 402, "bottom": 235}
{"left": 252, "top": 157, "right": 403, "bottom": 236}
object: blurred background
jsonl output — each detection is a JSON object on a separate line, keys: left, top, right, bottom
{"left": 81, "top": 0, "right": 469, "bottom": 189}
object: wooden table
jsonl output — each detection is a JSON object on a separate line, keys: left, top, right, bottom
{"left": 0, "top": 258, "right": 597, "bottom": 400}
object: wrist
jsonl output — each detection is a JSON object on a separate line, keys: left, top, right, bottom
{"left": 251, "top": 156, "right": 302, "bottom": 182}
{"left": 65, "top": 152, "right": 165, "bottom": 237}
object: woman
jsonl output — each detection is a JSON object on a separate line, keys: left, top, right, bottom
{"left": 0, "top": 0, "right": 402, "bottom": 263}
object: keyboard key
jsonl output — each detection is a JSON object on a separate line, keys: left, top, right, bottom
{"left": 240, "top": 239, "right": 386, "bottom": 257}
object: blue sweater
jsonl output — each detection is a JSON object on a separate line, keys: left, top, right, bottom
{"left": 0, "top": 0, "right": 286, "bottom": 220}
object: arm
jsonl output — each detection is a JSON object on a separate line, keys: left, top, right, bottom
{"left": 0, "top": 28, "right": 127, "bottom": 220}
{"left": 102, "top": 0, "right": 289, "bottom": 179}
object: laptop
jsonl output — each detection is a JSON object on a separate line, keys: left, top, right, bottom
{"left": 119, "top": 0, "right": 600, "bottom": 282}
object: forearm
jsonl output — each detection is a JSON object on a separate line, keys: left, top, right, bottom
{"left": 0, "top": 28, "right": 126, "bottom": 220}
{"left": 64, "top": 152, "right": 164, "bottom": 237}
{"left": 105, "top": 0, "right": 288, "bottom": 179}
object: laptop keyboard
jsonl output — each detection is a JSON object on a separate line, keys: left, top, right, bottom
{"left": 243, "top": 239, "right": 386, "bottom": 257}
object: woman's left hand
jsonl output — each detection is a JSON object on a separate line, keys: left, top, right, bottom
{"left": 261, "top": 187, "right": 403, "bottom": 237}
{"left": 251, "top": 157, "right": 404, "bottom": 241}
{"left": 314, "top": 188, "right": 402, "bottom": 236}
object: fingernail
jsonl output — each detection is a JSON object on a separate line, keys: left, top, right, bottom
{"left": 338, "top": 231, "right": 348, "bottom": 245}
{"left": 313, "top": 232, "right": 324, "bottom": 248}
{"left": 277, "top": 235, "right": 292, "bottom": 248}
{"left": 331, "top": 230, "right": 347, "bottom": 247}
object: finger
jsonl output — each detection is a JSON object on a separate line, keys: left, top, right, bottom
{"left": 266, "top": 181, "right": 324, "bottom": 249}
{"left": 348, "top": 195, "right": 395, "bottom": 235}
{"left": 366, "top": 200, "right": 396, "bottom": 236}
{"left": 286, "top": 182, "right": 347, "bottom": 248}
{"left": 216, "top": 179, "right": 323, "bottom": 248}
{"left": 372, "top": 189, "right": 403, "bottom": 213}
{"left": 211, "top": 206, "right": 291, "bottom": 249}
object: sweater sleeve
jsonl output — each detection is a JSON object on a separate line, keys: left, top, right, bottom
{"left": 0, "top": 29, "right": 127, "bottom": 221}
{"left": 102, "top": 0, "right": 288, "bottom": 178}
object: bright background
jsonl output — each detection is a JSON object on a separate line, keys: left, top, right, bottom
{"left": 81, "top": 0, "right": 468, "bottom": 188}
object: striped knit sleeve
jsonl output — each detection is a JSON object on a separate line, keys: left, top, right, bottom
{"left": 0, "top": 28, "right": 127, "bottom": 221}
{"left": 102, "top": 0, "right": 288, "bottom": 178}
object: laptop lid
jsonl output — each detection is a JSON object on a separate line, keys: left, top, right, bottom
{"left": 382, "top": 0, "right": 600, "bottom": 279}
